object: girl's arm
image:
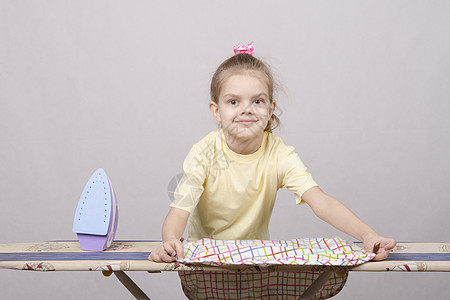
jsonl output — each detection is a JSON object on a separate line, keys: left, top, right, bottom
{"left": 148, "top": 207, "right": 190, "bottom": 262}
{"left": 301, "top": 186, "right": 396, "bottom": 260}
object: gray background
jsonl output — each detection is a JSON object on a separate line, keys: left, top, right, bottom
{"left": 1, "top": 0, "right": 449, "bottom": 299}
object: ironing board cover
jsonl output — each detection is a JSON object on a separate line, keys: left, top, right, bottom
{"left": 179, "top": 238, "right": 373, "bottom": 300}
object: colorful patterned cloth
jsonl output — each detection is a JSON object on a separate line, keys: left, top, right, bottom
{"left": 178, "top": 238, "right": 373, "bottom": 299}
{"left": 180, "top": 237, "right": 375, "bottom": 266}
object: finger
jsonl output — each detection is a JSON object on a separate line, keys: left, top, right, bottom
{"left": 175, "top": 241, "right": 185, "bottom": 260}
{"left": 163, "top": 243, "right": 177, "bottom": 257}
{"left": 377, "top": 239, "right": 395, "bottom": 252}
{"left": 149, "top": 252, "right": 161, "bottom": 262}
{"left": 383, "top": 239, "right": 397, "bottom": 250}
{"left": 372, "top": 242, "right": 381, "bottom": 254}
{"left": 365, "top": 243, "right": 376, "bottom": 254}
{"left": 159, "top": 250, "right": 177, "bottom": 263}
{"left": 375, "top": 244, "right": 396, "bottom": 260}
{"left": 150, "top": 247, "right": 177, "bottom": 263}
{"left": 373, "top": 250, "right": 389, "bottom": 261}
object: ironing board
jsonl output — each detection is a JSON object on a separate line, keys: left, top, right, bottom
{"left": 1, "top": 240, "right": 449, "bottom": 299}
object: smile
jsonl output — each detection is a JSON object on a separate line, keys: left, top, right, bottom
{"left": 235, "top": 120, "right": 257, "bottom": 125}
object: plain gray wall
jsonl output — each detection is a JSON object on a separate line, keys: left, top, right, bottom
{"left": 1, "top": 0, "right": 449, "bottom": 299}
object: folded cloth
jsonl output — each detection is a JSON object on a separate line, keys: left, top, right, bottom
{"left": 179, "top": 269, "right": 348, "bottom": 300}
{"left": 179, "top": 237, "right": 375, "bottom": 266}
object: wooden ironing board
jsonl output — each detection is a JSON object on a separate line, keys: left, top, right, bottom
{"left": 1, "top": 240, "right": 449, "bottom": 299}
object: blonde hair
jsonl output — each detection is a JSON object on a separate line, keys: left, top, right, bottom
{"left": 210, "top": 54, "right": 280, "bottom": 132}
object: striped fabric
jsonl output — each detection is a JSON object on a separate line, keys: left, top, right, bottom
{"left": 178, "top": 238, "right": 372, "bottom": 299}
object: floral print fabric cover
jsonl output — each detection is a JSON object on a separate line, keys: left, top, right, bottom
{"left": 180, "top": 237, "right": 375, "bottom": 266}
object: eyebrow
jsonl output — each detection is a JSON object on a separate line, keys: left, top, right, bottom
{"left": 222, "top": 92, "right": 269, "bottom": 98}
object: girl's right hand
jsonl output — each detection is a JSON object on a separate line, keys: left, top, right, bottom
{"left": 148, "top": 239, "right": 184, "bottom": 262}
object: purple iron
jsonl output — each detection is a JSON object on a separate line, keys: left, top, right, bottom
{"left": 73, "top": 168, "right": 118, "bottom": 251}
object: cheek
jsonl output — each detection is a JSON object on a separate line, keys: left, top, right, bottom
{"left": 255, "top": 106, "right": 272, "bottom": 118}
{"left": 219, "top": 109, "right": 234, "bottom": 123}
{"left": 224, "top": 107, "right": 239, "bottom": 116}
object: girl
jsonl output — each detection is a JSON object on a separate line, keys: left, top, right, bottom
{"left": 149, "top": 44, "right": 396, "bottom": 263}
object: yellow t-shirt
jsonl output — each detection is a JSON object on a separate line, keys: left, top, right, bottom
{"left": 169, "top": 129, "right": 318, "bottom": 240}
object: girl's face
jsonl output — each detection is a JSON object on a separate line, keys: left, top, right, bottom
{"left": 210, "top": 73, "right": 276, "bottom": 144}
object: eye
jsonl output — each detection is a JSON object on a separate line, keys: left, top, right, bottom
{"left": 228, "top": 99, "right": 238, "bottom": 105}
{"left": 253, "top": 99, "right": 264, "bottom": 104}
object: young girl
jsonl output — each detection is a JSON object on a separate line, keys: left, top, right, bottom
{"left": 149, "top": 44, "right": 396, "bottom": 264}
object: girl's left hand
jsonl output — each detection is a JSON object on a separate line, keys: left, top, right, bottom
{"left": 363, "top": 234, "right": 397, "bottom": 261}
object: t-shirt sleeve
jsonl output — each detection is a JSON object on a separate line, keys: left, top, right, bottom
{"left": 169, "top": 144, "right": 208, "bottom": 213}
{"left": 278, "top": 147, "right": 318, "bottom": 205}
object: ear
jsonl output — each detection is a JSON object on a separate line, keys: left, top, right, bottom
{"left": 270, "top": 100, "right": 277, "bottom": 116}
{"left": 209, "top": 101, "right": 221, "bottom": 123}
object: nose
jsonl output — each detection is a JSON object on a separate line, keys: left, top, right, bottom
{"left": 240, "top": 102, "right": 253, "bottom": 115}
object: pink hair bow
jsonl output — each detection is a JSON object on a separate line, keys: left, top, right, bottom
{"left": 233, "top": 43, "right": 255, "bottom": 55}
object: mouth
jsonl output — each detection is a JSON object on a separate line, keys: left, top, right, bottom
{"left": 235, "top": 119, "right": 257, "bottom": 126}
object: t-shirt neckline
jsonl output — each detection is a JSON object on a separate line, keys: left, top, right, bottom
{"left": 220, "top": 129, "right": 268, "bottom": 162}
